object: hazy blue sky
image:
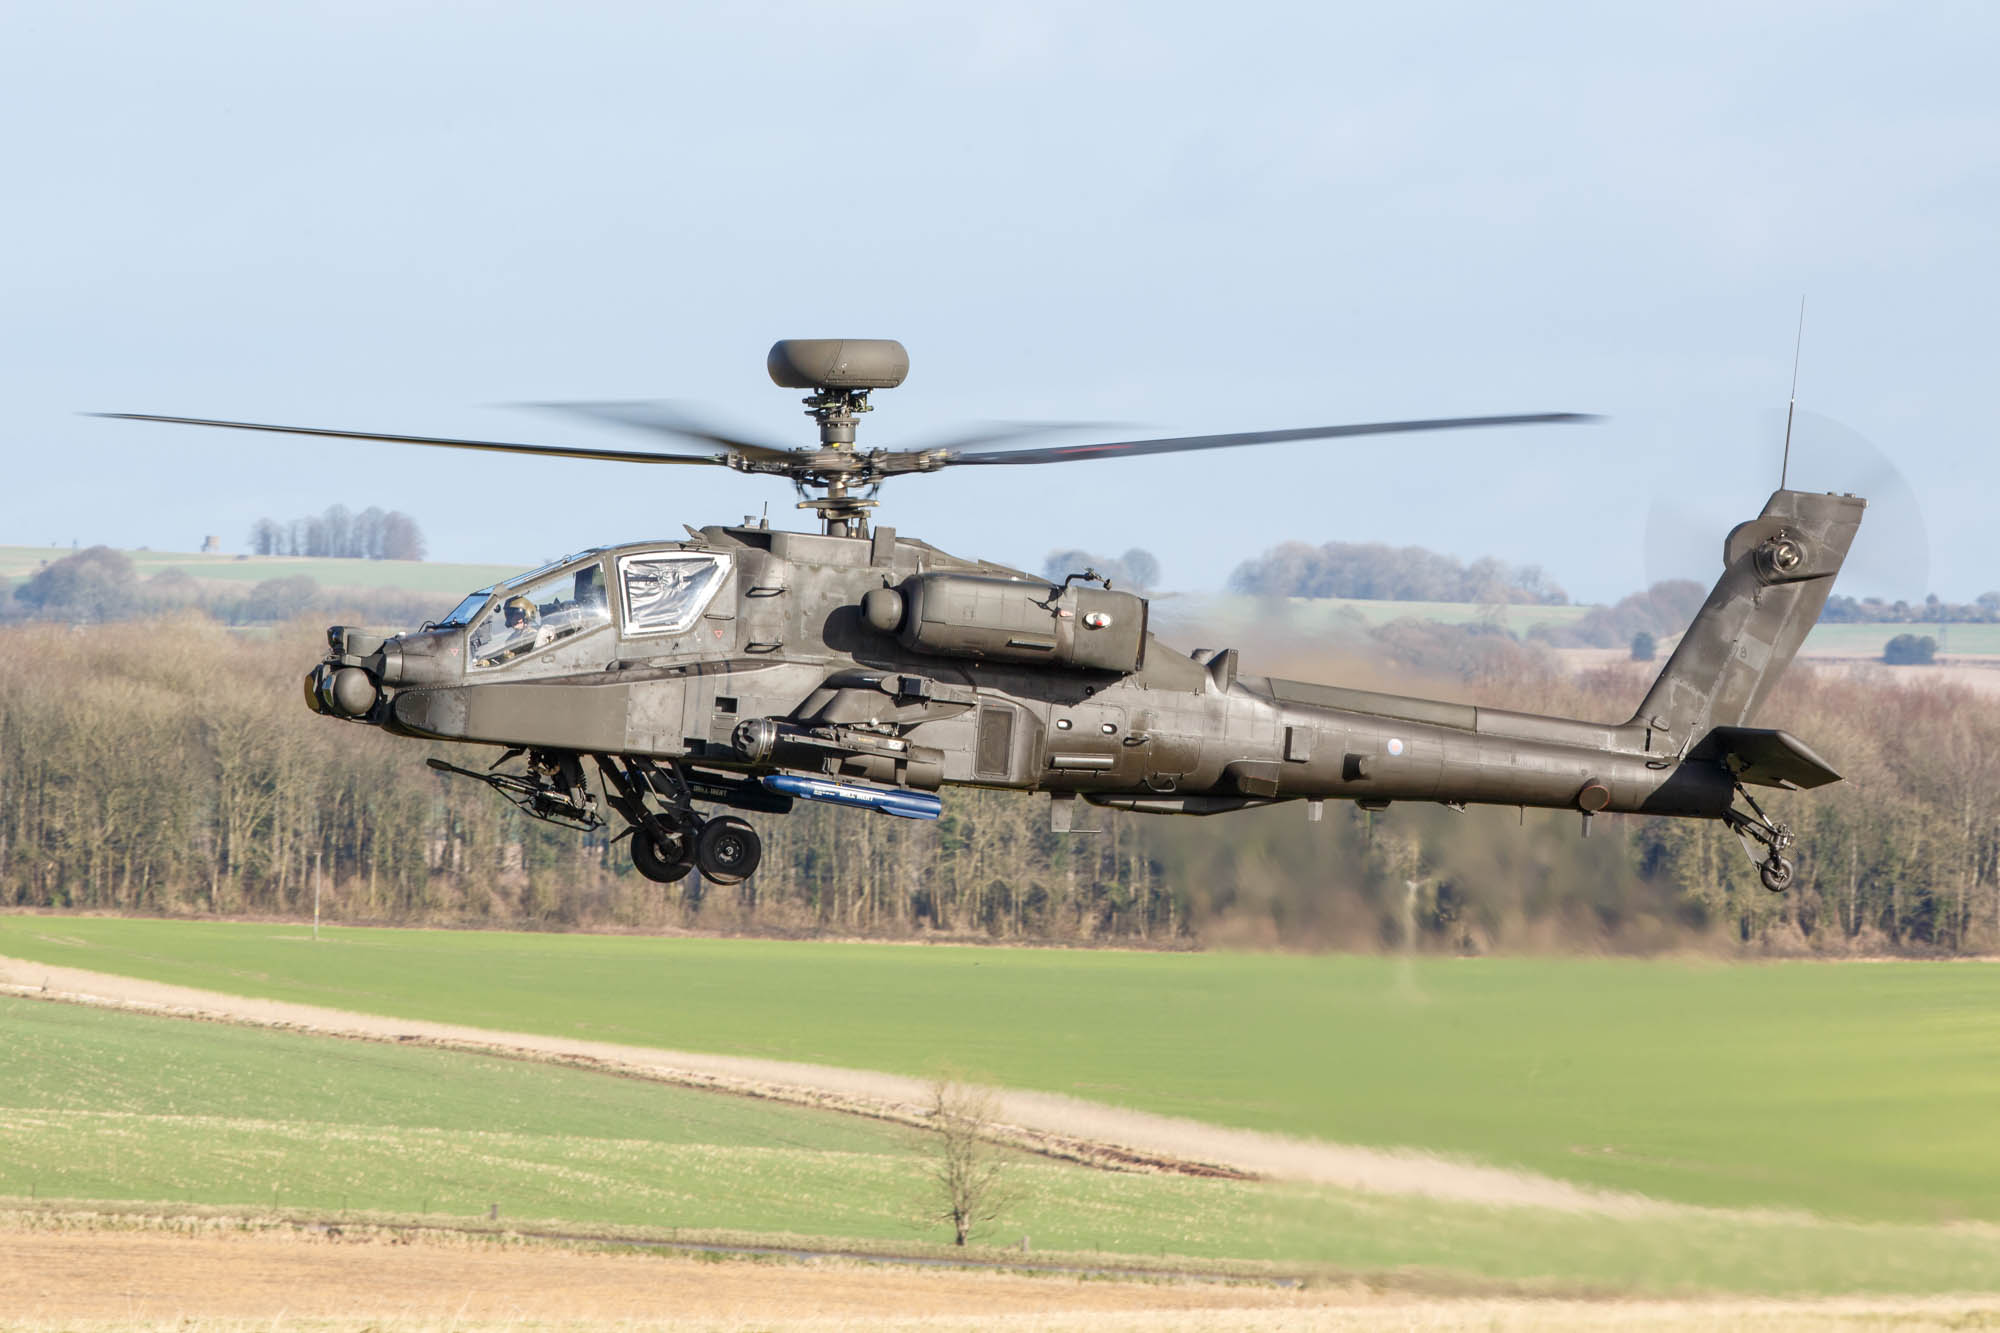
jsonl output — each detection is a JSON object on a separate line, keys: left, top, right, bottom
{"left": 5, "top": 1, "right": 1994, "bottom": 604}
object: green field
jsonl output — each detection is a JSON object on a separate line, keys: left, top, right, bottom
{"left": 4, "top": 918, "right": 1996, "bottom": 1228}
{"left": 0, "top": 545, "right": 524, "bottom": 597}
{"left": 1798, "top": 621, "right": 2000, "bottom": 657}
{"left": 1168, "top": 595, "right": 1997, "bottom": 660}
{"left": 1163, "top": 594, "right": 1592, "bottom": 636}
{"left": 10, "top": 993, "right": 2000, "bottom": 1294}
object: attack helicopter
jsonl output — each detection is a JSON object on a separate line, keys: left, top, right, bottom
{"left": 103, "top": 339, "right": 1862, "bottom": 893}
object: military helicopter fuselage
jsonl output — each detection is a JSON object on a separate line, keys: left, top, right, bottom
{"left": 110, "top": 338, "right": 1864, "bottom": 892}
{"left": 308, "top": 487, "right": 1859, "bottom": 892}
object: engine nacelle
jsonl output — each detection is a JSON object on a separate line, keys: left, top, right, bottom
{"left": 876, "top": 573, "right": 1146, "bottom": 673}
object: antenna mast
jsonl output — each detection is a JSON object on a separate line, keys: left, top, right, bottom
{"left": 1781, "top": 297, "right": 1805, "bottom": 489}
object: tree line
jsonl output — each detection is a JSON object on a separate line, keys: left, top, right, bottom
{"left": 1, "top": 615, "right": 1993, "bottom": 955}
{"left": 248, "top": 504, "right": 426, "bottom": 561}
{"left": 7, "top": 547, "right": 439, "bottom": 628}
{"left": 1228, "top": 540, "right": 1569, "bottom": 606}
{"left": 1530, "top": 579, "right": 1708, "bottom": 648}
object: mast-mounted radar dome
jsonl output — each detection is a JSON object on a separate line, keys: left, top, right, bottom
{"left": 767, "top": 339, "right": 909, "bottom": 390}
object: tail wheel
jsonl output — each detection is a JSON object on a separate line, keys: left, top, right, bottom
{"left": 1760, "top": 856, "right": 1795, "bottom": 894}
{"left": 631, "top": 825, "right": 695, "bottom": 884}
{"left": 695, "top": 816, "right": 762, "bottom": 885}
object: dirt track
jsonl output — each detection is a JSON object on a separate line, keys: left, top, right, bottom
{"left": 0, "top": 954, "right": 1664, "bottom": 1216}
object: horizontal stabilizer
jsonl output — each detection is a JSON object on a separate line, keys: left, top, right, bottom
{"left": 1692, "top": 727, "right": 1841, "bottom": 790}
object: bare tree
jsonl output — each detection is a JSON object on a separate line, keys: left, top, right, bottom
{"left": 923, "top": 1078, "right": 1013, "bottom": 1246}
{"left": 380, "top": 511, "right": 426, "bottom": 561}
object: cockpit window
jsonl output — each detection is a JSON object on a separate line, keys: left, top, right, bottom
{"left": 500, "top": 549, "right": 603, "bottom": 592}
{"left": 619, "top": 553, "right": 729, "bottom": 636}
{"left": 468, "top": 561, "right": 612, "bottom": 669}
{"left": 434, "top": 591, "right": 493, "bottom": 629}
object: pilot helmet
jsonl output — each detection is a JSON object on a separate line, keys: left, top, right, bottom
{"left": 503, "top": 595, "right": 535, "bottom": 627}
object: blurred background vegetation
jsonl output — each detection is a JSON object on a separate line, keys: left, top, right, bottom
{"left": 2, "top": 596, "right": 1990, "bottom": 955}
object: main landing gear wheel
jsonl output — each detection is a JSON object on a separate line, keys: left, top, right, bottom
{"left": 631, "top": 825, "right": 695, "bottom": 884}
{"left": 695, "top": 816, "right": 762, "bottom": 885}
{"left": 1760, "top": 856, "right": 1796, "bottom": 894}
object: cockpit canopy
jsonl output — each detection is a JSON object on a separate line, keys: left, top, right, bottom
{"left": 446, "top": 546, "right": 732, "bottom": 671}
{"left": 468, "top": 559, "right": 611, "bottom": 668}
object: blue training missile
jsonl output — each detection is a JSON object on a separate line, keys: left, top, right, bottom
{"left": 760, "top": 774, "right": 943, "bottom": 821}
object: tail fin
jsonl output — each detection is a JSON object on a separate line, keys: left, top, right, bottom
{"left": 1631, "top": 488, "right": 1866, "bottom": 750}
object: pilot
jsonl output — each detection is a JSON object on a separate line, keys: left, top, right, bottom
{"left": 503, "top": 595, "right": 556, "bottom": 652}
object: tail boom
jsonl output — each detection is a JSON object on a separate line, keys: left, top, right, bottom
{"left": 1216, "top": 489, "right": 1861, "bottom": 822}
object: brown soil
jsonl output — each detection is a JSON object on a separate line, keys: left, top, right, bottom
{"left": 0, "top": 1225, "right": 1315, "bottom": 1325}
{"left": 0, "top": 957, "right": 1670, "bottom": 1216}
{"left": 9, "top": 1228, "right": 2000, "bottom": 1330}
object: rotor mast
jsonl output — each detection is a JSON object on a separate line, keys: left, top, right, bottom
{"left": 797, "top": 384, "right": 881, "bottom": 537}
{"left": 769, "top": 340, "right": 910, "bottom": 539}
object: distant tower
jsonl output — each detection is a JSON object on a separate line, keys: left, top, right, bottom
{"left": 201, "top": 535, "right": 221, "bottom": 553}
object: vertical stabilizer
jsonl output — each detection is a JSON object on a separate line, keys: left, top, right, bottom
{"left": 1631, "top": 489, "right": 1865, "bottom": 748}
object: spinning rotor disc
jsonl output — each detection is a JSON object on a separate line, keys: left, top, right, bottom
{"left": 95, "top": 340, "right": 1600, "bottom": 537}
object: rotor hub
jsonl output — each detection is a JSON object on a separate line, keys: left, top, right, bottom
{"left": 802, "top": 386, "right": 872, "bottom": 448}
{"left": 761, "top": 340, "right": 914, "bottom": 535}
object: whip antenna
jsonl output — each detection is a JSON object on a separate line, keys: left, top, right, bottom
{"left": 1781, "top": 296, "right": 1805, "bottom": 489}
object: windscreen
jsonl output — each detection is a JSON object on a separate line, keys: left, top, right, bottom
{"left": 433, "top": 591, "right": 492, "bottom": 629}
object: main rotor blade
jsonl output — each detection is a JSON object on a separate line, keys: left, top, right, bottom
{"left": 527, "top": 400, "right": 800, "bottom": 464}
{"left": 942, "top": 412, "right": 1600, "bottom": 466}
{"left": 89, "top": 413, "right": 734, "bottom": 466}
{"left": 879, "top": 421, "right": 1129, "bottom": 456}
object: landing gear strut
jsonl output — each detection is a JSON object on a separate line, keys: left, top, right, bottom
{"left": 595, "top": 756, "right": 764, "bottom": 887}
{"left": 1721, "top": 783, "right": 1796, "bottom": 894}
{"left": 429, "top": 749, "right": 769, "bottom": 888}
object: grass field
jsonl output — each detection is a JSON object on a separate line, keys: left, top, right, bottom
{"left": 1161, "top": 595, "right": 1593, "bottom": 636}
{"left": 1797, "top": 621, "right": 2000, "bottom": 657}
{"left": 9, "top": 994, "right": 2000, "bottom": 1295}
{"left": 4, "top": 918, "right": 1997, "bottom": 1228}
{"left": 0, "top": 545, "right": 524, "bottom": 596}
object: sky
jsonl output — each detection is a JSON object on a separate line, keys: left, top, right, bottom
{"left": 4, "top": 1, "right": 1996, "bottom": 606}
